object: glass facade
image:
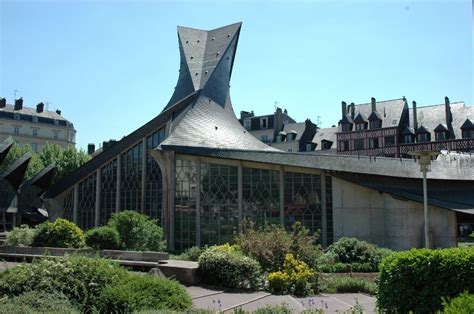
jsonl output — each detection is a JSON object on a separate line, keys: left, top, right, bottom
{"left": 120, "top": 142, "right": 142, "bottom": 211}
{"left": 78, "top": 173, "right": 96, "bottom": 230}
{"left": 242, "top": 167, "right": 280, "bottom": 226}
{"left": 175, "top": 159, "right": 198, "bottom": 250}
{"left": 62, "top": 188, "right": 74, "bottom": 222}
{"left": 200, "top": 163, "right": 239, "bottom": 246}
{"left": 145, "top": 128, "right": 165, "bottom": 220}
{"left": 100, "top": 159, "right": 117, "bottom": 225}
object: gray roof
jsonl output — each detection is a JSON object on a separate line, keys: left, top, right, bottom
{"left": 164, "top": 146, "right": 474, "bottom": 181}
{"left": 343, "top": 98, "right": 407, "bottom": 128}
{"left": 1, "top": 104, "right": 70, "bottom": 122}
{"left": 411, "top": 102, "right": 474, "bottom": 139}
{"left": 282, "top": 123, "right": 306, "bottom": 140}
{"left": 313, "top": 127, "right": 338, "bottom": 150}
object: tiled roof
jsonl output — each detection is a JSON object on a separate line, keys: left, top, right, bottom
{"left": 313, "top": 127, "right": 338, "bottom": 150}
{"left": 410, "top": 102, "right": 473, "bottom": 139}
{"left": 343, "top": 98, "right": 407, "bottom": 128}
{"left": 1, "top": 104, "right": 70, "bottom": 122}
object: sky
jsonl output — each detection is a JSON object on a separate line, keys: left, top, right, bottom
{"left": 1, "top": 0, "right": 472, "bottom": 150}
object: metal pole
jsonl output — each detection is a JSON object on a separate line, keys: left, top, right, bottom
{"left": 423, "top": 170, "right": 429, "bottom": 248}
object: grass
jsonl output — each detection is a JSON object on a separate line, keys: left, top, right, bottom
{"left": 319, "top": 276, "right": 377, "bottom": 295}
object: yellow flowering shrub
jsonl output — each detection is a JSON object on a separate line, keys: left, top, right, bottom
{"left": 268, "top": 253, "right": 317, "bottom": 296}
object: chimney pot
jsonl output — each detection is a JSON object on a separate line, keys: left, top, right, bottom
{"left": 87, "top": 143, "right": 95, "bottom": 155}
{"left": 0, "top": 98, "right": 6, "bottom": 108}
{"left": 36, "top": 102, "right": 44, "bottom": 113}
{"left": 371, "top": 97, "right": 376, "bottom": 112}
{"left": 341, "top": 101, "right": 347, "bottom": 118}
{"left": 14, "top": 98, "right": 23, "bottom": 110}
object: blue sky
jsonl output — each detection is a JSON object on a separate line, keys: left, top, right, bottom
{"left": 1, "top": 0, "right": 472, "bottom": 150}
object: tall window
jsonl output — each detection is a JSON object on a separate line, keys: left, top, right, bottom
{"left": 260, "top": 117, "right": 268, "bottom": 129}
{"left": 14, "top": 126, "right": 19, "bottom": 134}
{"left": 354, "top": 139, "right": 364, "bottom": 150}
{"left": 435, "top": 131, "right": 447, "bottom": 141}
{"left": 369, "top": 138, "right": 379, "bottom": 149}
{"left": 384, "top": 136, "right": 395, "bottom": 147}
{"left": 244, "top": 119, "right": 251, "bottom": 130}
{"left": 417, "top": 133, "right": 430, "bottom": 142}
{"left": 32, "top": 128, "right": 38, "bottom": 137}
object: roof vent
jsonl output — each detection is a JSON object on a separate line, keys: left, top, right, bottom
{"left": 216, "top": 52, "right": 220, "bottom": 56}
{"left": 195, "top": 72, "right": 198, "bottom": 76}
{"left": 205, "top": 70, "right": 208, "bottom": 75}
{"left": 190, "top": 56, "right": 194, "bottom": 59}
{"left": 212, "top": 37, "right": 215, "bottom": 41}
{"left": 227, "top": 34, "right": 230, "bottom": 38}
{"left": 197, "top": 40, "right": 200, "bottom": 43}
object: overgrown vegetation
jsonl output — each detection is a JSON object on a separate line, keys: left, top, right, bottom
{"left": 377, "top": 247, "right": 474, "bottom": 313}
{"left": 0, "top": 290, "right": 79, "bottom": 314}
{"left": 31, "top": 218, "right": 85, "bottom": 248}
{"left": 107, "top": 210, "right": 166, "bottom": 251}
{"left": 0, "top": 255, "right": 192, "bottom": 313}
{"left": 198, "top": 244, "right": 262, "bottom": 290}
{"left": 317, "top": 237, "right": 393, "bottom": 272}
{"left": 236, "top": 221, "right": 321, "bottom": 272}
{"left": 85, "top": 225, "right": 121, "bottom": 250}
{"left": 319, "top": 276, "right": 376, "bottom": 295}
{"left": 4, "top": 224, "right": 36, "bottom": 246}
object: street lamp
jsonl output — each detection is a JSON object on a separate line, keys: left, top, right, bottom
{"left": 408, "top": 150, "right": 439, "bottom": 248}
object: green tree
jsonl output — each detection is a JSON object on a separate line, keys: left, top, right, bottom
{"left": 39, "top": 144, "right": 90, "bottom": 183}
{"left": 0, "top": 144, "right": 43, "bottom": 181}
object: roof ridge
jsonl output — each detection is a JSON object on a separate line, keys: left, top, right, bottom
{"left": 353, "top": 98, "right": 404, "bottom": 107}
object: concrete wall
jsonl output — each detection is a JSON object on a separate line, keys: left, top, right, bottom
{"left": 332, "top": 177, "right": 457, "bottom": 250}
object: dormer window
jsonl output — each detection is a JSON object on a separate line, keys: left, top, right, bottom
{"left": 260, "top": 117, "right": 268, "bottom": 129}
{"left": 353, "top": 113, "right": 368, "bottom": 131}
{"left": 434, "top": 124, "right": 449, "bottom": 142}
{"left": 341, "top": 123, "right": 352, "bottom": 132}
{"left": 321, "top": 140, "right": 333, "bottom": 150}
{"left": 461, "top": 119, "right": 474, "bottom": 139}
{"left": 340, "top": 114, "right": 353, "bottom": 132}
{"left": 368, "top": 111, "right": 382, "bottom": 129}
{"left": 306, "top": 143, "right": 312, "bottom": 152}
{"left": 287, "top": 131, "right": 296, "bottom": 142}
{"left": 401, "top": 127, "right": 415, "bottom": 144}
{"left": 415, "top": 126, "right": 431, "bottom": 143}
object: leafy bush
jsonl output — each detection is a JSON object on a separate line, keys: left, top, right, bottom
{"left": 108, "top": 210, "right": 166, "bottom": 251}
{"left": 442, "top": 292, "right": 474, "bottom": 314}
{"left": 174, "top": 246, "right": 205, "bottom": 261}
{"left": 377, "top": 247, "right": 474, "bottom": 313}
{"left": 198, "top": 244, "right": 262, "bottom": 289}
{"left": 236, "top": 221, "right": 321, "bottom": 272}
{"left": 320, "top": 276, "right": 376, "bottom": 295}
{"left": 100, "top": 274, "right": 192, "bottom": 312}
{"left": 317, "top": 262, "right": 375, "bottom": 273}
{"left": 0, "top": 255, "right": 129, "bottom": 312}
{"left": 5, "top": 225, "right": 36, "bottom": 247}
{"left": 253, "top": 305, "right": 293, "bottom": 314}
{"left": 325, "top": 237, "right": 392, "bottom": 271}
{"left": 268, "top": 253, "right": 317, "bottom": 296}
{"left": 0, "top": 290, "right": 79, "bottom": 314}
{"left": 85, "top": 225, "right": 121, "bottom": 250}
{"left": 31, "top": 218, "right": 85, "bottom": 248}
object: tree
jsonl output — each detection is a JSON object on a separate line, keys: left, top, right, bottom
{"left": 39, "top": 144, "right": 90, "bottom": 183}
{"left": 0, "top": 144, "right": 43, "bottom": 181}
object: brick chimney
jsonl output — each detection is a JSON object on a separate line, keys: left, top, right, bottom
{"left": 412, "top": 101, "right": 418, "bottom": 130}
{"left": 444, "top": 96, "right": 452, "bottom": 125}
{"left": 56, "top": 109, "right": 61, "bottom": 115}
{"left": 14, "top": 98, "right": 23, "bottom": 110}
{"left": 36, "top": 102, "right": 44, "bottom": 113}
{"left": 87, "top": 144, "right": 95, "bottom": 155}
{"left": 350, "top": 102, "right": 355, "bottom": 119}
{"left": 341, "top": 101, "right": 347, "bottom": 118}
{"left": 371, "top": 97, "right": 376, "bottom": 112}
{"left": 0, "top": 98, "right": 6, "bottom": 108}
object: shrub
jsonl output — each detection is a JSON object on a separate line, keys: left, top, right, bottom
{"left": 377, "top": 247, "right": 474, "bottom": 313}
{"left": 0, "top": 290, "right": 79, "bottom": 314}
{"left": 108, "top": 210, "right": 166, "bottom": 251}
{"left": 174, "top": 246, "right": 205, "bottom": 261}
{"left": 198, "top": 244, "right": 262, "bottom": 289}
{"left": 5, "top": 225, "right": 36, "bottom": 246}
{"left": 0, "top": 255, "right": 129, "bottom": 312}
{"left": 253, "top": 305, "right": 293, "bottom": 314}
{"left": 326, "top": 237, "right": 392, "bottom": 270}
{"left": 320, "top": 276, "right": 376, "bottom": 295}
{"left": 236, "top": 221, "right": 321, "bottom": 272}
{"left": 31, "top": 218, "right": 85, "bottom": 248}
{"left": 85, "top": 225, "right": 121, "bottom": 250}
{"left": 268, "top": 253, "right": 318, "bottom": 296}
{"left": 100, "top": 274, "right": 192, "bottom": 312}
{"left": 442, "top": 292, "right": 474, "bottom": 314}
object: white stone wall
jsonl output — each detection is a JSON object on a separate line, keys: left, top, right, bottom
{"left": 332, "top": 177, "right": 457, "bottom": 250}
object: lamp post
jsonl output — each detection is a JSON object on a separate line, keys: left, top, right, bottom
{"left": 408, "top": 151, "right": 439, "bottom": 248}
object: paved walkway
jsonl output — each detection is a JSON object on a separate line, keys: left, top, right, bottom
{"left": 187, "top": 286, "right": 376, "bottom": 313}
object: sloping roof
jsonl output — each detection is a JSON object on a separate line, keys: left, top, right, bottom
{"left": 0, "top": 104, "right": 70, "bottom": 122}
{"left": 461, "top": 118, "right": 473, "bottom": 129}
{"left": 0, "top": 137, "right": 14, "bottom": 165}
{"left": 163, "top": 146, "right": 474, "bottom": 181}
{"left": 313, "top": 127, "right": 338, "bottom": 150}
{"left": 410, "top": 102, "right": 473, "bottom": 139}
{"left": 345, "top": 98, "right": 406, "bottom": 128}
{"left": 282, "top": 123, "right": 306, "bottom": 141}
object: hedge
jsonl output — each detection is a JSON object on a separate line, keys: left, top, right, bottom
{"left": 377, "top": 247, "right": 474, "bottom": 313}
